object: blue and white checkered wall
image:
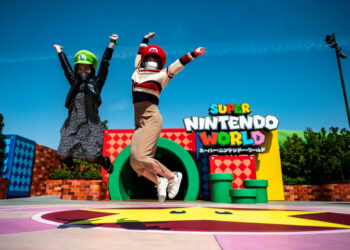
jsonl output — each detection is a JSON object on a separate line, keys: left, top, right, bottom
{"left": 1, "top": 135, "right": 35, "bottom": 197}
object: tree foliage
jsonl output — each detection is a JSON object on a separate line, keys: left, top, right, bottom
{"left": 100, "top": 120, "right": 108, "bottom": 130}
{"left": 49, "top": 158, "right": 102, "bottom": 180}
{"left": 280, "top": 127, "right": 350, "bottom": 185}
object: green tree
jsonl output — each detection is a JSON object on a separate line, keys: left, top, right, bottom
{"left": 280, "top": 134, "right": 308, "bottom": 184}
{"left": 280, "top": 127, "right": 350, "bottom": 184}
{"left": 339, "top": 128, "right": 350, "bottom": 180}
{"left": 100, "top": 120, "right": 109, "bottom": 130}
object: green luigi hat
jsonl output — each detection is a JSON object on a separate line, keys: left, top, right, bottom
{"left": 74, "top": 50, "right": 98, "bottom": 70}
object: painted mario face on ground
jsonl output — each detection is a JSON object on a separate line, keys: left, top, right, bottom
{"left": 39, "top": 207, "right": 350, "bottom": 233}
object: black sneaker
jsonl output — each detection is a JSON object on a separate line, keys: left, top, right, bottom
{"left": 61, "top": 157, "right": 73, "bottom": 171}
{"left": 103, "top": 156, "right": 114, "bottom": 174}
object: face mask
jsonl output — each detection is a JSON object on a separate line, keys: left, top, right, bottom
{"left": 79, "top": 72, "right": 88, "bottom": 81}
{"left": 145, "top": 61, "right": 158, "bottom": 70}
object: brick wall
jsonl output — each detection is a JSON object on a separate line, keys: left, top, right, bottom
{"left": 46, "top": 180, "right": 63, "bottom": 196}
{"left": 284, "top": 184, "right": 350, "bottom": 201}
{"left": 321, "top": 184, "right": 350, "bottom": 201}
{"left": 60, "top": 180, "right": 107, "bottom": 201}
{"left": 0, "top": 178, "right": 9, "bottom": 199}
{"left": 30, "top": 144, "right": 61, "bottom": 196}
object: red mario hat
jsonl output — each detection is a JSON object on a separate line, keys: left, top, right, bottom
{"left": 141, "top": 44, "right": 166, "bottom": 69}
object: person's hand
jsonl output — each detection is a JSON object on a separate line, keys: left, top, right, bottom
{"left": 195, "top": 47, "right": 206, "bottom": 56}
{"left": 108, "top": 34, "right": 119, "bottom": 48}
{"left": 109, "top": 34, "right": 119, "bottom": 41}
{"left": 53, "top": 44, "right": 63, "bottom": 53}
{"left": 144, "top": 32, "right": 155, "bottom": 39}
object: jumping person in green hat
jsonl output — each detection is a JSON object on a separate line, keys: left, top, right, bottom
{"left": 53, "top": 34, "right": 119, "bottom": 174}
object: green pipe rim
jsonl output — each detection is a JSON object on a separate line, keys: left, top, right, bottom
{"left": 209, "top": 173, "right": 234, "bottom": 181}
{"left": 108, "top": 137, "right": 200, "bottom": 201}
{"left": 243, "top": 179, "right": 268, "bottom": 187}
{"left": 230, "top": 188, "right": 257, "bottom": 197}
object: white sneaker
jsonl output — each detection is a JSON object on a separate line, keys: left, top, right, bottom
{"left": 157, "top": 177, "right": 168, "bottom": 203}
{"left": 167, "top": 172, "right": 183, "bottom": 199}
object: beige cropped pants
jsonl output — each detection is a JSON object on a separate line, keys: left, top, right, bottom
{"left": 130, "top": 101, "right": 168, "bottom": 177}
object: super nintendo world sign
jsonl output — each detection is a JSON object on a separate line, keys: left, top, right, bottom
{"left": 183, "top": 103, "right": 279, "bottom": 154}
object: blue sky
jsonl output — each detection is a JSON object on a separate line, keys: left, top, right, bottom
{"left": 1, "top": 0, "right": 350, "bottom": 149}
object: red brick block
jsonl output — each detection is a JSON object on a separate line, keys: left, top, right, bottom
{"left": 284, "top": 183, "right": 350, "bottom": 201}
{"left": 60, "top": 180, "right": 107, "bottom": 201}
{"left": 30, "top": 144, "right": 61, "bottom": 197}
{"left": 46, "top": 180, "right": 63, "bottom": 196}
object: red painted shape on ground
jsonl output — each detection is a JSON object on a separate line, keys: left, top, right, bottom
{"left": 293, "top": 212, "right": 350, "bottom": 226}
{"left": 41, "top": 210, "right": 115, "bottom": 224}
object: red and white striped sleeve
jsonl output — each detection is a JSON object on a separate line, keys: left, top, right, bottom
{"left": 167, "top": 50, "right": 199, "bottom": 78}
{"left": 134, "top": 38, "right": 149, "bottom": 69}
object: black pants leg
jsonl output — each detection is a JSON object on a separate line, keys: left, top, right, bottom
{"left": 60, "top": 157, "right": 73, "bottom": 169}
{"left": 88, "top": 155, "right": 114, "bottom": 174}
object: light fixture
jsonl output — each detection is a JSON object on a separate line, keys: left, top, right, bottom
{"left": 325, "top": 33, "right": 350, "bottom": 128}
{"left": 330, "top": 42, "right": 337, "bottom": 48}
{"left": 325, "top": 34, "right": 334, "bottom": 44}
{"left": 339, "top": 52, "right": 347, "bottom": 59}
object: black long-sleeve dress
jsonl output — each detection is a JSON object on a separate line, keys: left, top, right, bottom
{"left": 57, "top": 48, "right": 113, "bottom": 159}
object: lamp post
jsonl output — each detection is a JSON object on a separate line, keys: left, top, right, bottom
{"left": 325, "top": 33, "right": 350, "bottom": 128}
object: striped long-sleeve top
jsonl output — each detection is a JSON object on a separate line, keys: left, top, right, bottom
{"left": 132, "top": 38, "right": 199, "bottom": 105}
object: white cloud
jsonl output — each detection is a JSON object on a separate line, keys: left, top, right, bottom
{"left": 108, "top": 100, "right": 131, "bottom": 111}
{"left": 1, "top": 37, "right": 350, "bottom": 64}
{"left": 197, "top": 38, "right": 350, "bottom": 56}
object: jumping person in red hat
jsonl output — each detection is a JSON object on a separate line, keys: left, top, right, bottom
{"left": 130, "top": 32, "right": 205, "bottom": 202}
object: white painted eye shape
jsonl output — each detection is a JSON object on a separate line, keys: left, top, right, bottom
{"left": 170, "top": 210, "right": 186, "bottom": 214}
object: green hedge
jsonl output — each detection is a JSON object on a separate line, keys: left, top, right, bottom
{"left": 280, "top": 127, "right": 350, "bottom": 185}
{"left": 49, "top": 158, "right": 102, "bottom": 180}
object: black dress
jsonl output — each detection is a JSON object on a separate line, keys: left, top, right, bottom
{"left": 56, "top": 47, "right": 113, "bottom": 159}
{"left": 58, "top": 83, "right": 103, "bottom": 158}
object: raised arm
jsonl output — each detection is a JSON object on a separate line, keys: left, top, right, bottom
{"left": 54, "top": 44, "right": 76, "bottom": 85}
{"left": 96, "top": 34, "right": 118, "bottom": 91}
{"left": 167, "top": 47, "right": 206, "bottom": 78}
{"left": 135, "top": 32, "right": 154, "bottom": 69}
